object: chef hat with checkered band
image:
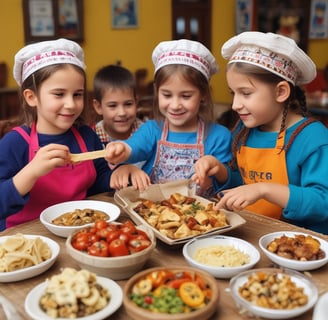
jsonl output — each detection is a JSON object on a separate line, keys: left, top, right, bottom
{"left": 13, "top": 38, "right": 85, "bottom": 86}
{"left": 152, "top": 39, "right": 219, "bottom": 80}
{"left": 221, "top": 31, "right": 316, "bottom": 86}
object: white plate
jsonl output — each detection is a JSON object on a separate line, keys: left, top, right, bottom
{"left": 0, "top": 235, "right": 59, "bottom": 283}
{"left": 313, "top": 292, "right": 328, "bottom": 320}
{"left": 230, "top": 268, "right": 318, "bottom": 319}
{"left": 259, "top": 231, "right": 328, "bottom": 271}
{"left": 183, "top": 235, "right": 260, "bottom": 279}
{"left": 24, "top": 276, "right": 123, "bottom": 320}
{"left": 40, "top": 200, "right": 121, "bottom": 238}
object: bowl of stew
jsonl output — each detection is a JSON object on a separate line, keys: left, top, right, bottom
{"left": 40, "top": 200, "right": 120, "bottom": 238}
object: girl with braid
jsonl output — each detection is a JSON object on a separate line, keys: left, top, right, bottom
{"left": 209, "top": 32, "right": 328, "bottom": 234}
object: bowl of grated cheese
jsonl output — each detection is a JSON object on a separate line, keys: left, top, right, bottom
{"left": 182, "top": 235, "right": 260, "bottom": 279}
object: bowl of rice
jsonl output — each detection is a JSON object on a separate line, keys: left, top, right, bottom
{"left": 182, "top": 235, "right": 260, "bottom": 279}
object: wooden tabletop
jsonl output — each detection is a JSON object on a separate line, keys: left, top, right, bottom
{"left": 1, "top": 192, "right": 327, "bottom": 320}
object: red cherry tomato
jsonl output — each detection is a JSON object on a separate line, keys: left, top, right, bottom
{"left": 88, "top": 233, "right": 100, "bottom": 245}
{"left": 108, "top": 239, "right": 129, "bottom": 257}
{"left": 121, "top": 220, "right": 137, "bottom": 235}
{"left": 119, "top": 233, "right": 130, "bottom": 244}
{"left": 129, "top": 238, "right": 151, "bottom": 253}
{"left": 106, "top": 230, "right": 121, "bottom": 243}
{"left": 87, "top": 240, "right": 109, "bottom": 257}
{"left": 72, "top": 233, "right": 89, "bottom": 251}
{"left": 96, "top": 227, "right": 111, "bottom": 239}
{"left": 94, "top": 219, "right": 108, "bottom": 230}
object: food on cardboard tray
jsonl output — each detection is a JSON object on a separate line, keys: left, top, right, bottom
{"left": 133, "top": 193, "right": 228, "bottom": 239}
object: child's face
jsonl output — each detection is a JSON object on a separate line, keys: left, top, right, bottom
{"left": 28, "top": 65, "right": 85, "bottom": 134}
{"left": 157, "top": 73, "right": 203, "bottom": 132}
{"left": 93, "top": 87, "right": 137, "bottom": 140}
{"left": 226, "top": 67, "right": 284, "bottom": 131}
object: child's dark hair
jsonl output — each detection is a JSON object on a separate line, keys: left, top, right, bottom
{"left": 93, "top": 64, "right": 136, "bottom": 102}
{"left": 152, "top": 64, "right": 215, "bottom": 125}
{"left": 228, "top": 62, "right": 309, "bottom": 169}
{"left": 19, "top": 64, "right": 87, "bottom": 127}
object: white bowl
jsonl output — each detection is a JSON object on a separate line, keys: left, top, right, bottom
{"left": 40, "top": 200, "right": 120, "bottom": 238}
{"left": 313, "top": 291, "right": 328, "bottom": 320}
{"left": 259, "top": 231, "right": 328, "bottom": 271}
{"left": 229, "top": 268, "right": 318, "bottom": 319}
{"left": 66, "top": 223, "right": 156, "bottom": 280}
{"left": 25, "top": 276, "right": 123, "bottom": 320}
{"left": 182, "top": 235, "right": 260, "bottom": 279}
{"left": 0, "top": 235, "right": 59, "bottom": 282}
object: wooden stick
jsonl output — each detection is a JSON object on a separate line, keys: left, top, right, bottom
{"left": 70, "top": 150, "right": 106, "bottom": 163}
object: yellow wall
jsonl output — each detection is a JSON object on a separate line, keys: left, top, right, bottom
{"left": 1, "top": 0, "right": 328, "bottom": 104}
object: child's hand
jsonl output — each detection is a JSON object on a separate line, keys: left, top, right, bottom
{"left": 110, "top": 164, "right": 150, "bottom": 191}
{"left": 192, "top": 156, "right": 221, "bottom": 185}
{"left": 105, "top": 142, "right": 130, "bottom": 165}
{"left": 214, "top": 184, "right": 262, "bottom": 212}
{"left": 13, "top": 144, "right": 70, "bottom": 196}
{"left": 30, "top": 144, "right": 70, "bottom": 177}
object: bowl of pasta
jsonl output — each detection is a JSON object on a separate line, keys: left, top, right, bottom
{"left": 229, "top": 268, "right": 318, "bottom": 319}
{"left": 182, "top": 235, "right": 260, "bottom": 279}
{"left": 0, "top": 233, "right": 60, "bottom": 282}
{"left": 259, "top": 231, "right": 328, "bottom": 271}
{"left": 123, "top": 266, "right": 219, "bottom": 320}
{"left": 40, "top": 200, "right": 120, "bottom": 238}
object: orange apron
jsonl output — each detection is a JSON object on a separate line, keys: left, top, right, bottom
{"left": 237, "top": 130, "right": 288, "bottom": 219}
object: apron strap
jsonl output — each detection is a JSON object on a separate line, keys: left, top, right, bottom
{"left": 160, "top": 119, "right": 205, "bottom": 143}
{"left": 285, "top": 118, "right": 318, "bottom": 152}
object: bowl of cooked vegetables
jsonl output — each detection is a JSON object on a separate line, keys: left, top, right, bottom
{"left": 229, "top": 268, "right": 318, "bottom": 319}
{"left": 65, "top": 220, "right": 156, "bottom": 280}
{"left": 259, "top": 231, "right": 328, "bottom": 271}
{"left": 123, "top": 266, "right": 219, "bottom": 320}
{"left": 40, "top": 200, "right": 120, "bottom": 237}
{"left": 182, "top": 235, "right": 260, "bottom": 279}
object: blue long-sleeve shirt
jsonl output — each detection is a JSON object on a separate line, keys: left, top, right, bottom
{"left": 0, "top": 125, "right": 113, "bottom": 230}
{"left": 219, "top": 118, "right": 328, "bottom": 235}
{"left": 124, "top": 119, "right": 232, "bottom": 175}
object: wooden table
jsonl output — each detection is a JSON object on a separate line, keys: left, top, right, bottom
{"left": 1, "top": 192, "right": 327, "bottom": 320}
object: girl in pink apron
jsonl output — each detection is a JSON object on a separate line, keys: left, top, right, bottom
{"left": 106, "top": 39, "right": 232, "bottom": 196}
{"left": 0, "top": 39, "right": 112, "bottom": 230}
{"left": 214, "top": 31, "right": 328, "bottom": 234}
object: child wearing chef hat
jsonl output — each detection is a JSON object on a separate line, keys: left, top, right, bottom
{"left": 213, "top": 31, "right": 328, "bottom": 234}
{"left": 107, "top": 39, "right": 232, "bottom": 197}
{"left": 0, "top": 38, "right": 113, "bottom": 230}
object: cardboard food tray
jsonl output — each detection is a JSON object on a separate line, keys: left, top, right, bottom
{"left": 114, "top": 180, "right": 246, "bottom": 245}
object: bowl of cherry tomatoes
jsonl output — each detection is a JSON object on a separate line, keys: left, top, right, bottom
{"left": 123, "top": 266, "right": 219, "bottom": 320}
{"left": 66, "top": 219, "right": 156, "bottom": 280}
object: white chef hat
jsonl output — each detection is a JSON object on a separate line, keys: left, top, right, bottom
{"left": 221, "top": 31, "right": 316, "bottom": 86}
{"left": 152, "top": 39, "right": 219, "bottom": 80}
{"left": 13, "top": 38, "right": 85, "bottom": 86}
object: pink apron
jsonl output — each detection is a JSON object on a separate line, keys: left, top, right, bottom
{"left": 6, "top": 123, "right": 97, "bottom": 228}
{"left": 150, "top": 119, "right": 204, "bottom": 183}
